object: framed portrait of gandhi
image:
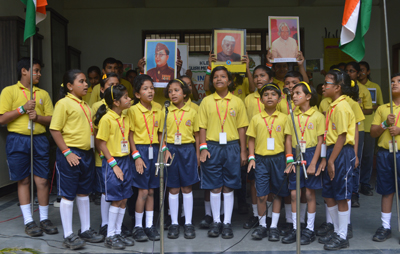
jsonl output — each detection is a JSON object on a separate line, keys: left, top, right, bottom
{"left": 211, "top": 28, "right": 246, "bottom": 73}
{"left": 268, "top": 16, "right": 300, "bottom": 63}
{"left": 144, "top": 39, "right": 177, "bottom": 88}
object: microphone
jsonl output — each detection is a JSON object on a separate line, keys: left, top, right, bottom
{"left": 164, "top": 101, "right": 170, "bottom": 112}
{"left": 283, "top": 87, "right": 290, "bottom": 95}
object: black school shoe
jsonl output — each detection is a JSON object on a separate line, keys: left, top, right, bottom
{"left": 167, "top": 224, "right": 180, "bottom": 239}
{"left": 221, "top": 223, "right": 234, "bottom": 239}
{"left": 99, "top": 224, "right": 108, "bottom": 237}
{"left": 132, "top": 226, "right": 148, "bottom": 242}
{"left": 78, "top": 228, "right": 104, "bottom": 243}
{"left": 184, "top": 224, "right": 196, "bottom": 239}
{"left": 324, "top": 233, "right": 349, "bottom": 250}
{"left": 25, "top": 221, "right": 43, "bottom": 237}
{"left": 116, "top": 234, "right": 134, "bottom": 246}
{"left": 40, "top": 219, "right": 58, "bottom": 234}
{"left": 145, "top": 225, "right": 160, "bottom": 241}
{"left": 243, "top": 216, "right": 259, "bottom": 229}
{"left": 251, "top": 226, "right": 268, "bottom": 240}
{"left": 104, "top": 235, "right": 125, "bottom": 250}
{"left": 347, "top": 224, "right": 353, "bottom": 239}
{"left": 268, "top": 227, "right": 280, "bottom": 242}
{"left": 63, "top": 233, "right": 86, "bottom": 250}
{"left": 301, "top": 228, "right": 316, "bottom": 245}
{"left": 164, "top": 215, "right": 172, "bottom": 230}
{"left": 199, "top": 215, "right": 213, "bottom": 229}
{"left": 208, "top": 222, "right": 222, "bottom": 237}
{"left": 319, "top": 231, "right": 334, "bottom": 244}
{"left": 351, "top": 193, "right": 360, "bottom": 208}
{"left": 360, "top": 185, "right": 374, "bottom": 196}
{"left": 279, "top": 222, "right": 293, "bottom": 236}
{"left": 282, "top": 229, "right": 297, "bottom": 244}
{"left": 372, "top": 226, "right": 391, "bottom": 242}
{"left": 316, "top": 222, "right": 334, "bottom": 236}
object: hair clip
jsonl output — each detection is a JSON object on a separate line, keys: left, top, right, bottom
{"left": 60, "top": 83, "right": 64, "bottom": 87}
{"left": 111, "top": 85, "right": 114, "bottom": 100}
{"left": 102, "top": 74, "right": 107, "bottom": 80}
{"left": 351, "top": 80, "right": 355, "bottom": 87}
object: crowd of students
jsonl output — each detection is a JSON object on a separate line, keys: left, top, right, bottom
{"left": 2, "top": 52, "right": 399, "bottom": 251}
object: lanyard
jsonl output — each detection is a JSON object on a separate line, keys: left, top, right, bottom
{"left": 286, "top": 101, "right": 296, "bottom": 114}
{"left": 143, "top": 112, "right": 155, "bottom": 146}
{"left": 21, "top": 88, "right": 36, "bottom": 101}
{"left": 71, "top": 98, "right": 93, "bottom": 135}
{"left": 173, "top": 111, "right": 185, "bottom": 133}
{"left": 263, "top": 116, "right": 275, "bottom": 138}
{"left": 216, "top": 100, "right": 229, "bottom": 132}
{"left": 116, "top": 118, "right": 126, "bottom": 141}
{"left": 324, "top": 98, "right": 346, "bottom": 142}
{"left": 257, "top": 98, "right": 262, "bottom": 113}
{"left": 297, "top": 115, "right": 310, "bottom": 140}
{"left": 395, "top": 109, "right": 400, "bottom": 126}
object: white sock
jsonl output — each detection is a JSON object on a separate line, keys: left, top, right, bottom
{"left": 183, "top": 192, "right": 193, "bottom": 225}
{"left": 327, "top": 205, "right": 339, "bottom": 233}
{"left": 39, "top": 205, "right": 48, "bottom": 222}
{"left": 220, "top": 201, "right": 224, "bottom": 215}
{"left": 60, "top": 199, "right": 74, "bottom": 238}
{"left": 76, "top": 196, "right": 90, "bottom": 233}
{"left": 135, "top": 212, "right": 143, "bottom": 228}
{"left": 338, "top": 210, "right": 349, "bottom": 240}
{"left": 307, "top": 212, "right": 316, "bottom": 231}
{"left": 382, "top": 212, "right": 391, "bottom": 229}
{"left": 300, "top": 203, "right": 307, "bottom": 223}
{"left": 107, "top": 206, "right": 119, "bottom": 237}
{"left": 271, "top": 212, "right": 280, "bottom": 228}
{"left": 169, "top": 193, "right": 179, "bottom": 225}
{"left": 347, "top": 200, "right": 351, "bottom": 224}
{"left": 267, "top": 201, "right": 272, "bottom": 218}
{"left": 210, "top": 192, "right": 221, "bottom": 223}
{"left": 259, "top": 215, "right": 266, "bottom": 228}
{"left": 145, "top": 211, "right": 153, "bottom": 228}
{"left": 101, "top": 194, "right": 111, "bottom": 227}
{"left": 325, "top": 204, "right": 333, "bottom": 224}
{"left": 204, "top": 201, "right": 212, "bottom": 216}
{"left": 223, "top": 191, "right": 234, "bottom": 224}
{"left": 115, "top": 208, "right": 126, "bottom": 235}
{"left": 292, "top": 212, "right": 297, "bottom": 230}
{"left": 252, "top": 204, "right": 258, "bottom": 217}
{"left": 285, "top": 204, "right": 293, "bottom": 223}
{"left": 20, "top": 204, "right": 33, "bottom": 225}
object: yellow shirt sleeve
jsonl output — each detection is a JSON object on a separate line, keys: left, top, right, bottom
{"left": 372, "top": 105, "right": 384, "bottom": 126}
{"left": 193, "top": 112, "right": 200, "bottom": 132}
{"left": 0, "top": 86, "right": 14, "bottom": 114}
{"left": 236, "top": 100, "right": 249, "bottom": 129}
{"left": 198, "top": 99, "right": 208, "bottom": 129}
{"left": 50, "top": 101, "right": 67, "bottom": 131}
{"left": 283, "top": 114, "right": 293, "bottom": 136}
{"left": 96, "top": 117, "right": 110, "bottom": 142}
{"left": 246, "top": 117, "right": 257, "bottom": 138}
{"left": 334, "top": 107, "right": 350, "bottom": 136}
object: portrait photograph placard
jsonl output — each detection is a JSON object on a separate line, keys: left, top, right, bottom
{"left": 211, "top": 28, "right": 246, "bottom": 73}
{"left": 368, "top": 88, "right": 377, "bottom": 104}
{"left": 144, "top": 39, "right": 177, "bottom": 88}
{"left": 268, "top": 16, "right": 300, "bottom": 63}
{"left": 178, "top": 43, "right": 189, "bottom": 76}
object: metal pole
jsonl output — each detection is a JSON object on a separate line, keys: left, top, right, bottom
{"left": 30, "top": 36, "right": 34, "bottom": 215}
{"left": 383, "top": 0, "right": 400, "bottom": 231}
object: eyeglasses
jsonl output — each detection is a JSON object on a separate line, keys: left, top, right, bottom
{"left": 323, "top": 82, "right": 335, "bottom": 86}
{"left": 155, "top": 53, "right": 166, "bottom": 58}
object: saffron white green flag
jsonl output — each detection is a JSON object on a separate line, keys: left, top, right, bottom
{"left": 20, "top": 0, "right": 48, "bottom": 42}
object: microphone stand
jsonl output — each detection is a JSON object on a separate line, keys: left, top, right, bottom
{"left": 286, "top": 92, "right": 307, "bottom": 254}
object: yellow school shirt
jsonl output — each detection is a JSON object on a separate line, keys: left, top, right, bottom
{"left": 372, "top": 103, "right": 400, "bottom": 149}
{"left": 50, "top": 93, "right": 93, "bottom": 150}
{"left": 199, "top": 92, "right": 249, "bottom": 142}
{"left": 273, "top": 77, "right": 284, "bottom": 90}
{"left": 325, "top": 95, "right": 356, "bottom": 146}
{"left": 231, "top": 78, "right": 250, "bottom": 103}
{"left": 284, "top": 107, "right": 325, "bottom": 148}
{"left": 277, "top": 97, "right": 295, "bottom": 115}
{"left": 244, "top": 92, "right": 264, "bottom": 122}
{"left": 128, "top": 101, "right": 161, "bottom": 145}
{"left": 82, "top": 85, "right": 94, "bottom": 103}
{"left": 160, "top": 103, "right": 199, "bottom": 144}
{"left": 186, "top": 98, "right": 199, "bottom": 112}
{"left": 0, "top": 81, "right": 53, "bottom": 135}
{"left": 89, "top": 84, "right": 101, "bottom": 107}
{"left": 357, "top": 83, "right": 373, "bottom": 131}
{"left": 319, "top": 96, "right": 365, "bottom": 131}
{"left": 246, "top": 110, "right": 287, "bottom": 156}
{"left": 363, "top": 80, "right": 384, "bottom": 132}
{"left": 120, "top": 78, "right": 134, "bottom": 99}
{"left": 97, "top": 110, "right": 131, "bottom": 157}
{"left": 92, "top": 99, "right": 107, "bottom": 167}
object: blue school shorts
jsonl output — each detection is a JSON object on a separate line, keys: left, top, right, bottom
{"left": 105, "top": 155, "right": 133, "bottom": 201}
{"left": 376, "top": 148, "right": 400, "bottom": 195}
{"left": 254, "top": 152, "right": 289, "bottom": 197}
{"left": 322, "top": 145, "right": 355, "bottom": 201}
{"left": 289, "top": 147, "right": 322, "bottom": 190}
{"left": 200, "top": 141, "right": 241, "bottom": 190}
{"left": 6, "top": 133, "right": 50, "bottom": 181}
{"left": 93, "top": 166, "right": 105, "bottom": 193}
{"left": 56, "top": 147, "right": 95, "bottom": 201}
{"left": 132, "top": 144, "right": 160, "bottom": 189}
{"left": 166, "top": 143, "right": 199, "bottom": 188}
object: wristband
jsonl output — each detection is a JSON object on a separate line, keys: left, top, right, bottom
{"left": 248, "top": 155, "right": 255, "bottom": 162}
{"left": 381, "top": 121, "right": 388, "bottom": 129}
{"left": 266, "top": 63, "right": 273, "bottom": 68}
{"left": 200, "top": 143, "right": 208, "bottom": 151}
{"left": 62, "top": 148, "right": 71, "bottom": 157}
{"left": 207, "top": 66, "right": 211, "bottom": 70}
{"left": 162, "top": 145, "right": 169, "bottom": 152}
{"left": 99, "top": 154, "right": 105, "bottom": 159}
{"left": 140, "top": 72, "right": 144, "bottom": 75}
{"left": 286, "top": 153, "right": 294, "bottom": 163}
{"left": 107, "top": 157, "right": 117, "bottom": 168}
{"left": 132, "top": 150, "right": 141, "bottom": 160}
{"left": 206, "top": 69, "right": 211, "bottom": 76}
{"left": 17, "top": 106, "right": 26, "bottom": 115}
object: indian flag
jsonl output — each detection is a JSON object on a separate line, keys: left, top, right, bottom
{"left": 339, "top": 0, "right": 372, "bottom": 62}
{"left": 20, "top": 0, "right": 48, "bottom": 42}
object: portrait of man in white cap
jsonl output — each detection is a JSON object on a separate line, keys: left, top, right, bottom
{"left": 217, "top": 35, "right": 241, "bottom": 62}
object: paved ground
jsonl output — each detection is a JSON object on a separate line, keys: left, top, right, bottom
{"left": 1, "top": 187, "right": 400, "bottom": 254}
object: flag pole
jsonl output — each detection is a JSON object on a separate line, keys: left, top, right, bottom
{"left": 30, "top": 36, "right": 34, "bottom": 215}
{"left": 383, "top": 0, "right": 400, "bottom": 231}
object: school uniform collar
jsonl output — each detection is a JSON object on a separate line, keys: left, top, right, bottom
{"left": 169, "top": 103, "right": 191, "bottom": 112}
{"left": 385, "top": 102, "right": 400, "bottom": 108}
{"left": 253, "top": 92, "right": 260, "bottom": 98}
{"left": 17, "top": 81, "right": 40, "bottom": 92}
{"left": 66, "top": 92, "right": 85, "bottom": 104}
{"left": 187, "top": 98, "right": 193, "bottom": 104}
{"left": 329, "top": 95, "right": 347, "bottom": 107}
{"left": 107, "top": 109, "right": 126, "bottom": 120}
{"left": 213, "top": 91, "right": 232, "bottom": 101}
{"left": 294, "top": 107, "right": 315, "bottom": 116}
{"left": 137, "top": 101, "right": 159, "bottom": 113}
{"left": 260, "top": 110, "right": 279, "bottom": 118}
